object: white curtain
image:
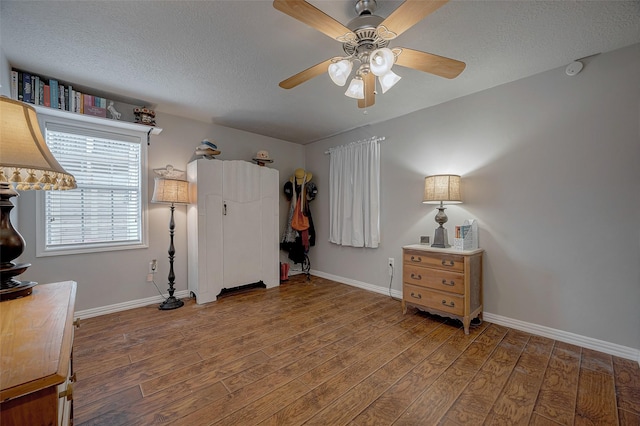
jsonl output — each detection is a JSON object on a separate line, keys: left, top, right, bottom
{"left": 329, "top": 137, "right": 381, "bottom": 248}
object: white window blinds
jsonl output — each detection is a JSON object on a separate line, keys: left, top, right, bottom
{"left": 37, "top": 121, "right": 147, "bottom": 255}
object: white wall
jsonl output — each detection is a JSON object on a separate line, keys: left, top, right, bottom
{"left": 16, "top": 112, "right": 305, "bottom": 311}
{"left": 305, "top": 44, "right": 640, "bottom": 351}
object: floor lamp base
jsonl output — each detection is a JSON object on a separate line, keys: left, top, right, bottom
{"left": 159, "top": 296, "right": 184, "bottom": 310}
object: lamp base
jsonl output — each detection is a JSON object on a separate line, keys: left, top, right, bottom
{"left": 0, "top": 262, "right": 36, "bottom": 301}
{"left": 159, "top": 296, "right": 184, "bottom": 310}
{"left": 0, "top": 280, "right": 37, "bottom": 301}
{"left": 431, "top": 227, "right": 449, "bottom": 248}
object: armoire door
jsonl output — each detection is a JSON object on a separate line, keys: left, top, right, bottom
{"left": 222, "top": 161, "right": 264, "bottom": 288}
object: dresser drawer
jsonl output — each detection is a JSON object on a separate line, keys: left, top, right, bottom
{"left": 404, "top": 264, "right": 464, "bottom": 294}
{"left": 403, "top": 250, "right": 464, "bottom": 273}
{"left": 403, "top": 284, "right": 464, "bottom": 316}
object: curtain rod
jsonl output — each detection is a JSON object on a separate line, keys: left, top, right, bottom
{"left": 324, "top": 136, "right": 386, "bottom": 154}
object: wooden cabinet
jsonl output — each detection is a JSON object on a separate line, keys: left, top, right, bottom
{"left": 402, "top": 245, "right": 483, "bottom": 334}
{"left": 0, "top": 281, "right": 77, "bottom": 426}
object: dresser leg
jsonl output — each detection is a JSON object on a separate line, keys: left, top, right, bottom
{"left": 463, "top": 316, "right": 470, "bottom": 335}
{"left": 401, "top": 300, "right": 407, "bottom": 314}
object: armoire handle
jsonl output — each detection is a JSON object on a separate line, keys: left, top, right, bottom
{"left": 223, "top": 203, "right": 227, "bottom": 215}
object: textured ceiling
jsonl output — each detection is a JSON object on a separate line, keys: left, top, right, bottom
{"left": 1, "top": 1, "right": 639, "bottom": 144}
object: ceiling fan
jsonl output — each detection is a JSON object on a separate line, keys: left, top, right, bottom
{"left": 273, "top": 0, "right": 466, "bottom": 109}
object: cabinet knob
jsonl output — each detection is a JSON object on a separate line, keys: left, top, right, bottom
{"left": 410, "top": 292, "right": 422, "bottom": 300}
{"left": 73, "top": 318, "right": 81, "bottom": 328}
{"left": 410, "top": 256, "right": 422, "bottom": 262}
{"left": 441, "top": 259, "right": 455, "bottom": 267}
{"left": 410, "top": 273, "right": 422, "bottom": 280}
{"left": 59, "top": 383, "right": 73, "bottom": 401}
{"left": 441, "top": 299, "right": 455, "bottom": 308}
{"left": 441, "top": 279, "right": 455, "bottom": 286}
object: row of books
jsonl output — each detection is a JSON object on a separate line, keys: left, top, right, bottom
{"left": 10, "top": 69, "right": 109, "bottom": 118}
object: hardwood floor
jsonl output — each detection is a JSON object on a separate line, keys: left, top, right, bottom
{"left": 73, "top": 275, "right": 640, "bottom": 425}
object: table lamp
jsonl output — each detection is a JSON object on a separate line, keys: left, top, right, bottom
{"left": 423, "top": 174, "right": 461, "bottom": 248}
{"left": 0, "top": 97, "right": 76, "bottom": 301}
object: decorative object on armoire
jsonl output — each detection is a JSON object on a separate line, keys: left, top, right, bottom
{"left": 0, "top": 97, "right": 76, "bottom": 301}
{"left": 187, "top": 159, "right": 279, "bottom": 304}
{"left": 281, "top": 168, "right": 317, "bottom": 279}
{"left": 422, "top": 174, "right": 462, "bottom": 248}
{"left": 402, "top": 245, "right": 483, "bottom": 334}
{"left": 252, "top": 150, "right": 274, "bottom": 166}
{"left": 273, "top": 0, "right": 465, "bottom": 109}
{"left": 195, "top": 139, "right": 221, "bottom": 159}
{"left": 151, "top": 177, "right": 190, "bottom": 310}
{"left": 153, "top": 164, "right": 185, "bottom": 179}
{"left": 133, "top": 106, "right": 156, "bottom": 126}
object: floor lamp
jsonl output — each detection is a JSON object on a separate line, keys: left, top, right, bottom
{"left": 151, "top": 177, "right": 190, "bottom": 310}
{"left": 0, "top": 97, "right": 76, "bottom": 301}
{"left": 422, "top": 174, "right": 462, "bottom": 248}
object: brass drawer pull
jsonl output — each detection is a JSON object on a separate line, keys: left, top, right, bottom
{"left": 410, "top": 292, "right": 422, "bottom": 300}
{"left": 442, "top": 300, "right": 455, "bottom": 308}
{"left": 441, "top": 259, "right": 455, "bottom": 267}
{"left": 441, "top": 279, "right": 455, "bottom": 286}
{"left": 70, "top": 372, "right": 77, "bottom": 382}
{"left": 59, "top": 383, "right": 73, "bottom": 401}
{"left": 410, "top": 273, "right": 422, "bottom": 280}
{"left": 410, "top": 256, "right": 422, "bottom": 262}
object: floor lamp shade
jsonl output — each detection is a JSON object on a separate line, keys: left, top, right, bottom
{"left": 151, "top": 178, "right": 190, "bottom": 205}
{"left": 151, "top": 177, "right": 190, "bottom": 310}
{"left": 422, "top": 175, "right": 462, "bottom": 248}
{"left": 0, "top": 97, "right": 76, "bottom": 300}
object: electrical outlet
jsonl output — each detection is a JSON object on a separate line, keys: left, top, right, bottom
{"left": 388, "top": 257, "right": 394, "bottom": 276}
{"left": 146, "top": 273, "right": 154, "bottom": 282}
{"left": 149, "top": 259, "right": 157, "bottom": 273}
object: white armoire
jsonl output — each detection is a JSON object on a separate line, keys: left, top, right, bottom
{"left": 187, "top": 159, "right": 279, "bottom": 304}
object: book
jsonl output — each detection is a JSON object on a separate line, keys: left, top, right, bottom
{"left": 59, "top": 85, "right": 66, "bottom": 111}
{"left": 18, "top": 72, "right": 23, "bottom": 100}
{"left": 49, "top": 79, "right": 59, "bottom": 109}
{"left": 22, "top": 72, "right": 32, "bottom": 103}
{"left": 39, "top": 80, "right": 45, "bottom": 105}
{"left": 10, "top": 71, "right": 18, "bottom": 100}
{"left": 33, "top": 75, "right": 40, "bottom": 105}
{"left": 44, "top": 84, "right": 51, "bottom": 107}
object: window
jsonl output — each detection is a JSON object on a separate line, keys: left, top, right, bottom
{"left": 36, "top": 114, "right": 148, "bottom": 256}
{"left": 328, "top": 137, "right": 381, "bottom": 248}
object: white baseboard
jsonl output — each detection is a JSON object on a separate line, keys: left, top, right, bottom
{"left": 311, "top": 269, "right": 640, "bottom": 364}
{"left": 311, "top": 269, "right": 402, "bottom": 299}
{"left": 75, "top": 290, "right": 191, "bottom": 319}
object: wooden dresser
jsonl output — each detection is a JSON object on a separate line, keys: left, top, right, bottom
{"left": 0, "top": 281, "right": 77, "bottom": 426}
{"left": 402, "top": 245, "right": 483, "bottom": 334}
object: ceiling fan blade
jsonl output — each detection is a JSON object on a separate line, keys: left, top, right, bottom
{"left": 273, "top": 0, "right": 355, "bottom": 42}
{"left": 358, "top": 72, "right": 375, "bottom": 108}
{"left": 394, "top": 47, "right": 466, "bottom": 79}
{"left": 377, "top": 0, "right": 449, "bottom": 40}
{"left": 279, "top": 58, "right": 334, "bottom": 89}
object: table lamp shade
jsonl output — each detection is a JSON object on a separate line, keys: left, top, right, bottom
{"left": 423, "top": 174, "right": 462, "bottom": 204}
{"left": 0, "top": 97, "right": 76, "bottom": 190}
{"left": 151, "top": 178, "right": 190, "bottom": 204}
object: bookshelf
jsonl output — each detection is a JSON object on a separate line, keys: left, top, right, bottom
{"left": 9, "top": 68, "right": 161, "bottom": 134}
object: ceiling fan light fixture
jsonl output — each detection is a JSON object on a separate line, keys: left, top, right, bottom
{"left": 328, "top": 59, "right": 353, "bottom": 86}
{"left": 379, "top": 69, "right": 401, "bottom": 94}
{"left": 369, "top": 48, "right": 394, "bottom": 77}
{"left": 345, "top": 76, "right": 365, "bottom": 99}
